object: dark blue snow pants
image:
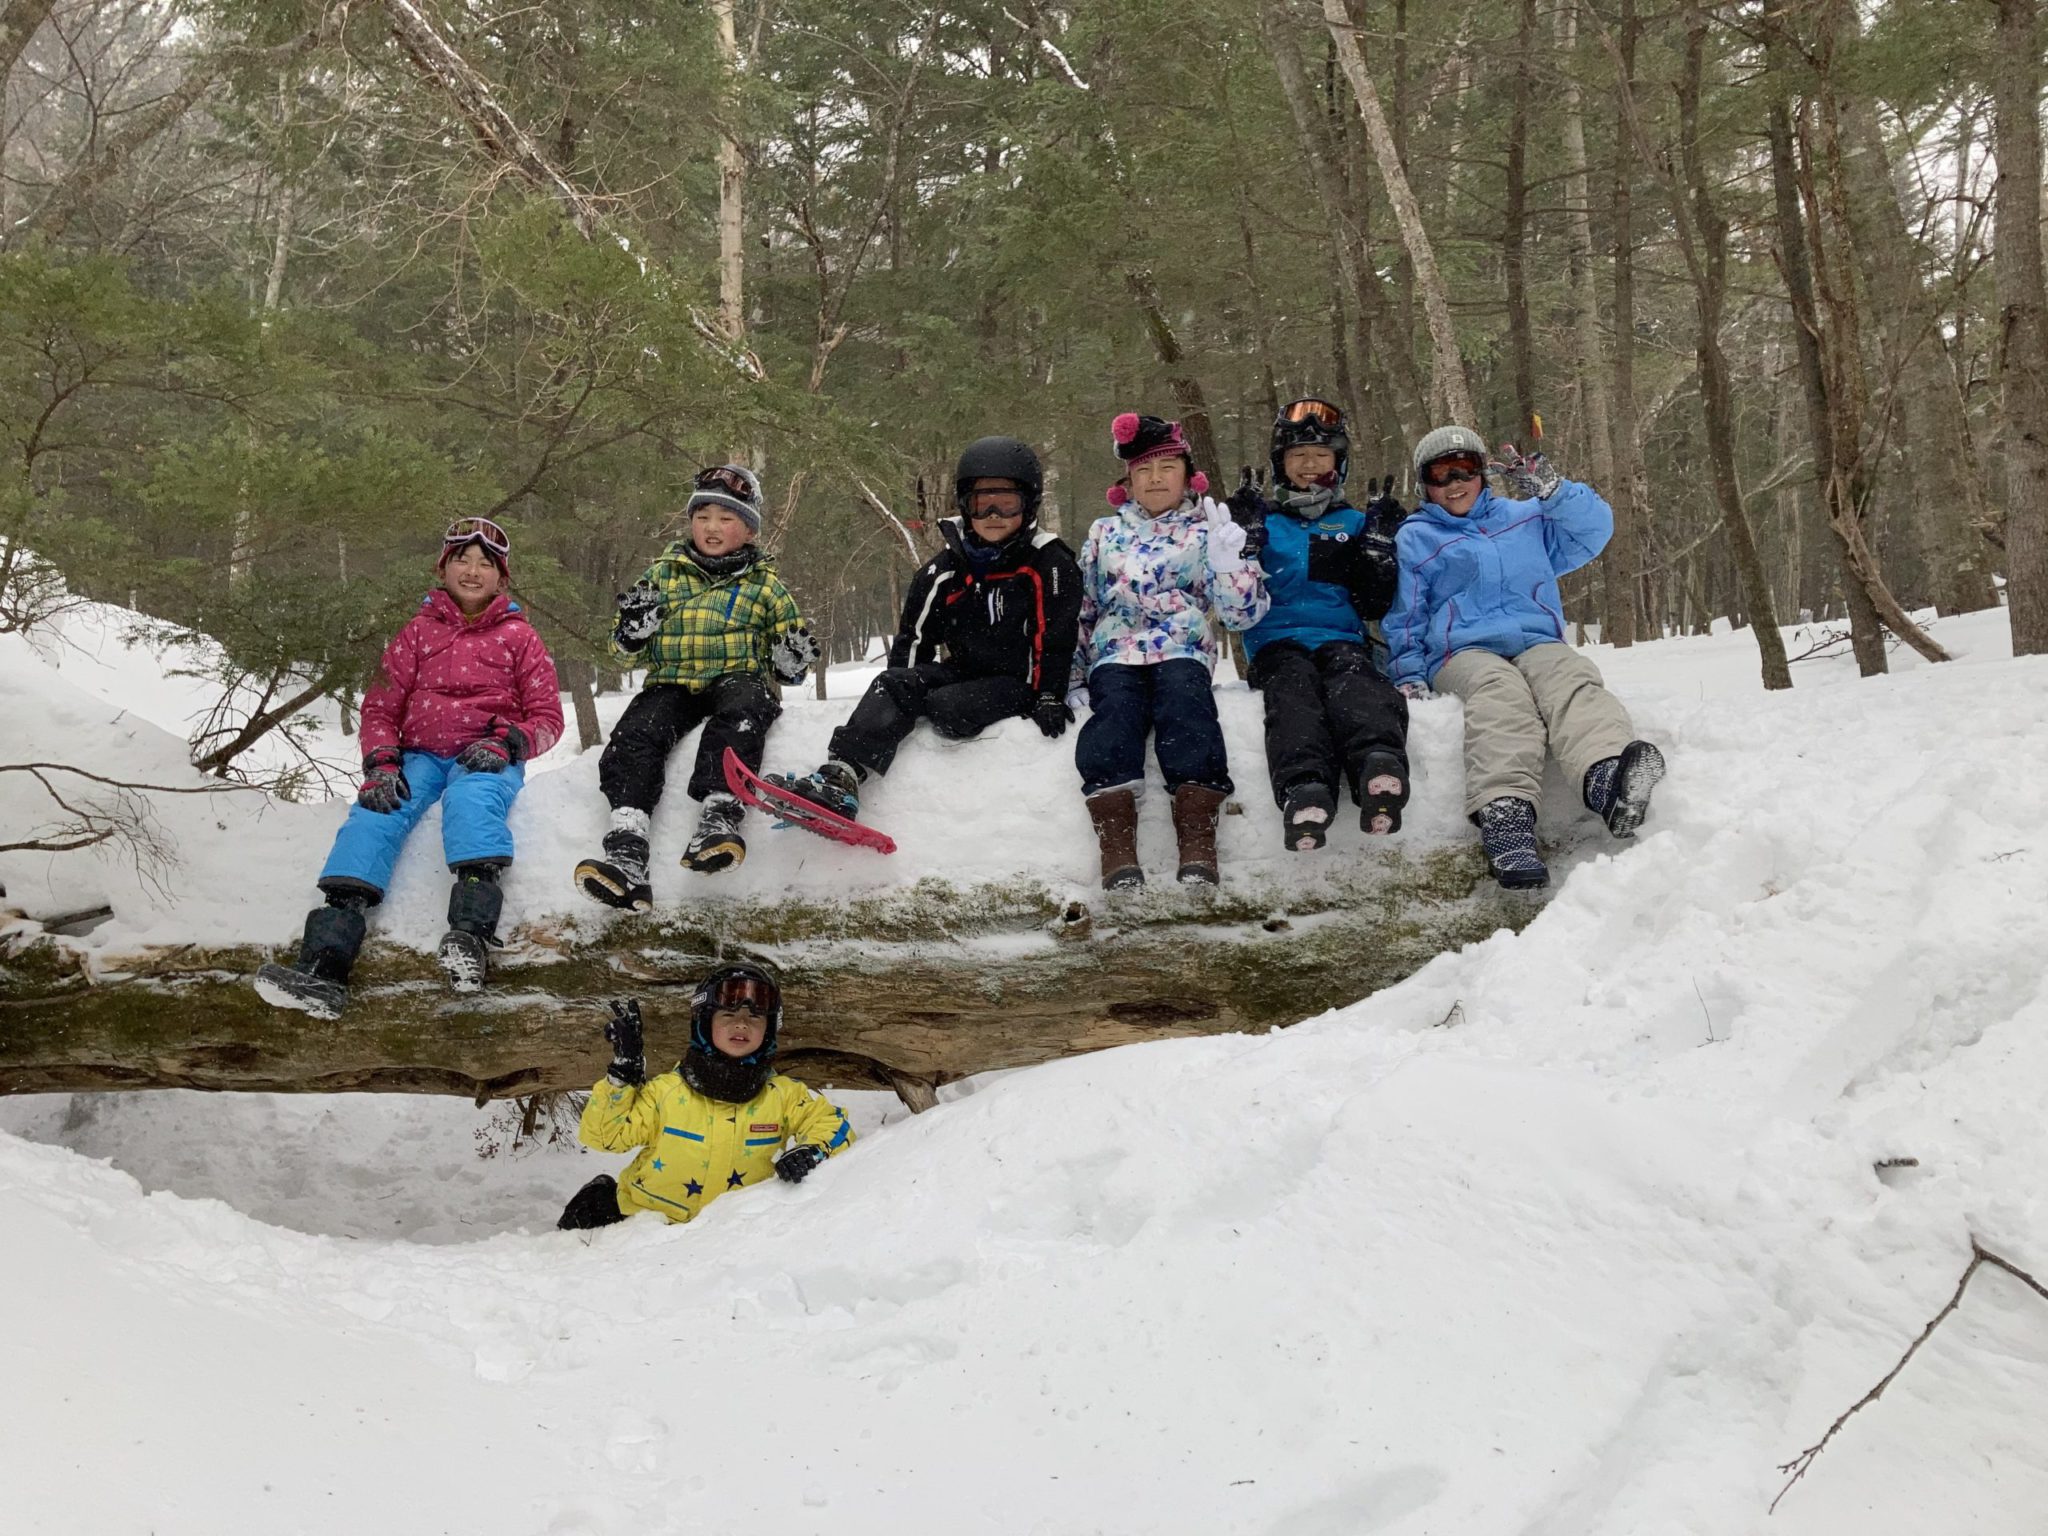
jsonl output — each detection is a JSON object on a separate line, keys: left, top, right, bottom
{"left": 1074, "top": 658, "right": 1232, "bottom": 799}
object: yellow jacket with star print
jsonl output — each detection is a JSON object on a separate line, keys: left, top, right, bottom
{"left": 578, "top": 1069, "right": 855, "bottom": 1223}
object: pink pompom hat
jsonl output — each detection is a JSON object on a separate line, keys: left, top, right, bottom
{"left": 1106, "top": 411, "right": 1208, "bottom": 506}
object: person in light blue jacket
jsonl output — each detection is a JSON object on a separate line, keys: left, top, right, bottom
{"left": 1382, "top": 425, "right": 1666, "bottom": 890}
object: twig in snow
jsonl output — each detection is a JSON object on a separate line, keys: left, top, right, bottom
{"left": 1771, "top": 1238, "right": 2048, "bottom": 1513}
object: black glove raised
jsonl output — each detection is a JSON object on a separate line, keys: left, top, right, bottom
{"left": 1032, "top": 692, "right": 1074, "bottom": 739}
{"left": 774, "top": 1144, "right": 828, "bottom": 1184}
{"left": 613, "top": 580, "right": 662, "bottom": 652}
{"left": 603, "top": 998, "right": 646, "bottom": 1086}
{"left": 456, "top": 718, "right": 529, "bottom": 773}
{"left": 1226, "top": 467, "right": 1270, "bottom": 563}
{"left": 770, "top": 625, "right": 820, "bottom": 685}
{"left": 357, "top": 747, "right": 410, "bottom": 814}
{"left": 1362, "top": 475, "right": 1407, "bottom": 541}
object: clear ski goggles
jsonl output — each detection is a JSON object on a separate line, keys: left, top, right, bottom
{"left": 693, "top": 464, "right": 756, "bottom": 501}
{"left": 1421, "top": 454, "right": 1487, "bottom": 488}
{"left": 705, "top": 971, "right": 778, "bottom": 1017}
{"left": 1278, "top": 397, "right": 1346, "bottom": 429}
{"left": 443, "top": 516, "right": 510, "bottom": 557}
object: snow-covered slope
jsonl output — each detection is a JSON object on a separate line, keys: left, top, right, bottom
{"left": 4, "top": 611, "right": 2046, "bottom": 1534}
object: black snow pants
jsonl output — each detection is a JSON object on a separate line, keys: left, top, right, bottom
{"left": 828, "top": 661, "right": 1033, "bottom": 777}
{"left": 598, "top": 674, "right": 780, "bottom": 812}
{"left": 1248, "top": 639, "right": 1409, "bottom": 808}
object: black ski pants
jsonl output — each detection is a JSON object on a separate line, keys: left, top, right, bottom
{"left": 828, "top": 661, "right": 1033, "bottom": 777}
{"left": 1248, "top": 639, "right": 1408, "bottom": 808}
{"left": 599, "top": 674, "right": 780, "bottom": 813}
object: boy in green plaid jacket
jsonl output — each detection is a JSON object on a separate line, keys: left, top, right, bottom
{"left": 575, "top": 466, "right": 819, "bottom": 907}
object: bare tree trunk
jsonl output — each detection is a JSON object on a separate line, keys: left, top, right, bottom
{"left": 1669, "top": 8, "right": 1792, "bottom": 687}
{"left": 712, "top": 0, "right": 746, "bottom": 347}
{"left": 562, "top": 656, "right": 602, "bottom": 749}
{"left": 1606, "top": 0, "right": 1651, "bottom": 642}
{"left": 1992, "top": 0, "right": 2048, "bottom": 653}
{"left": 1502, "top": 0, "right": 1538, "bottom": 438}
{"left": 1321, "top": 0, "right": 1476, "bottom": 427}
{"left": 0, "top": 0, "right": 54, "bottom": 87}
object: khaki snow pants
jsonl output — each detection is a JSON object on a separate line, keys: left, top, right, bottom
{"left": 1434, "top": 644, "right": 1633, "bottom": 817}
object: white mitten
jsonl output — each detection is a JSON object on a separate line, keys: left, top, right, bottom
{"left": 1202, "top": 498, "right": 1248, "bottom": 575}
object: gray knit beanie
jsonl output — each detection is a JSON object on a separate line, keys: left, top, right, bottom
{"left": 1411, "top": 425, "right": 1489, "bottom": 480}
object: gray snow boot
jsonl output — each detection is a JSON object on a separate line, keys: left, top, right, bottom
{"left": 577, "top": 828, "right": 652, "bottom": 911}
{"left": 437, "top": 865, "right": 503, "bottom": 993}
{"left": 1475, "top": 796, "right": 1549, "bottom": 890}
{"left": 681, "top": 792, "right": 747, "bottom": 873}
{"left": 1583, "top": 740, "right": 1667, "bottom": 839}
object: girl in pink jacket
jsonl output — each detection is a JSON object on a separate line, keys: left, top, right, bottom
{"left": 255, "top": 518, "right": 564, "bottom": 1018}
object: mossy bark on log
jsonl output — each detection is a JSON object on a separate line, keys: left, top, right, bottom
{"left": 1, "top": 851, "right": 1534, "bottom": 1108}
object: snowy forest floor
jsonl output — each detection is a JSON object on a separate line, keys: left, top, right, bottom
{"left": 3, "top": 606, "right": 2046, "bottom": 1534}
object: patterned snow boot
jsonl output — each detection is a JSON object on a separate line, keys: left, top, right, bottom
{"left": 1085, "top": 787, "right": 1143, "bottom": 890}
{"left": 682, "top": 792, "right": 747, "bottom": 873}
{"left": 1171, "top": 784, "right": 1228, "bottom": 886}
{"left": 1475, "top": 796, "right": 1549, "bottom": 890}
{"left": 576, "top": 818, "right": 653, "bottom": 911}
{"left": 1281, "top": 780, "right": 1337, "bottom": 852}
{"left": 763, "top": 760, "right": 861, "bottom": 821}
{"left": 437, "top": 865, "right": 503, "bottom": 993}
{"left": 1583, "top": 740, "right": 1667, "bottom": 839}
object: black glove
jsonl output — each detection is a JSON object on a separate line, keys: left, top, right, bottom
{"left": 356, "top": 747, "right": 410, "bottom": 814}
{"left": 775, "top": 1144, "right": 828, "bottom": 1184}
{"left": 770, "top": 625, "right": 820, "bottom": 685}
{"left": 456, "top": 718, "right": 529, "bottom": 773}
{"left": 1032, "top": 692, "right": 1074, "bottom": 739}
{"left": 603, "top": 998, "right": 646, "bottom": 1086}
{"left": 1362, "top": 475, "right": 1408, "bottom": 541}
{"left": 1226, "top": 467, "right": 1269, "bottom": 563}
{"left": 613, "top": 580, "right": 662, "bottom": 652}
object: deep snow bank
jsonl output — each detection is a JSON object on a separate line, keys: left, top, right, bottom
{"left": 4, "top": 611, "right": 2045, "bottom": 1533}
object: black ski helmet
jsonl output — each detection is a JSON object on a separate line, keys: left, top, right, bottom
{"left": 953, "top": 436, "right": 1044, "bottom": 522}
{"left": 1270, "top": 398, "right": 1350, "bottom": 489}
{"left": 688, "top": 961, "right": 783, "bottom": 1065}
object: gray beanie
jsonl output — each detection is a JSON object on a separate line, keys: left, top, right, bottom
{"left": 1411, "top": 425, "right": 1488, "bottom": 479}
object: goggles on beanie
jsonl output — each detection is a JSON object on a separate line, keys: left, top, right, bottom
{"left": 694, "top": 465, "right": 756, "bottom": 502}
{"left": 1278, "top": 397, "right": 1345, "bottom": 430}
{"left": 1421, "top": 454, "right": 1487, "bottom": 488}
{"left": 442, "top": 516, "right": 510, "bottom": 558}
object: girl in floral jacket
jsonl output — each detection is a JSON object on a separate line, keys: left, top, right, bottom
{"left": 1072, "top": 412, "right": 1269, "bottom": 889}
{"left": 254, "top": 517, "right": 563, "bottom": 1017}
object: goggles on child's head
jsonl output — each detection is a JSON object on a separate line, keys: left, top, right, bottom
{"left": 1278, "top": 397, "right": 1346, "bottom": 429}
{"left": 1421, "top": 454, "right": 1487, "bottom": 488}
{"left": 693, "top": 465, "right": 756, "bottom": 501}
{"left": 706, "top": 970, "right": 778, "bottom": 1017}
{"left": 443, "top": 516, "right": 511, "bottom": 556}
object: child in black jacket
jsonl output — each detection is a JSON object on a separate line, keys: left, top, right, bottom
{"left": 768, "top": 437, "right": 1082, "bottom": 822}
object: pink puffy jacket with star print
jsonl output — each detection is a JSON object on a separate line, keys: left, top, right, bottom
{"left": 358, "top": 590, "right": 564, "bottom": 760}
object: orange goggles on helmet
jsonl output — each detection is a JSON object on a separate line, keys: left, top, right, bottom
{"left": 706, "top": 970, "right": 778, "bottom": 1017}
{"left": 1278, "top": 398, "right": 1345, "bottom": 429}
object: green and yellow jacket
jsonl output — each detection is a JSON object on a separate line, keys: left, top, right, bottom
{"left": 578, "top": 1069, "right": 855, "bottom": 1223}
{"left": 611, "top": 544, "right": 807, "bottom": 689}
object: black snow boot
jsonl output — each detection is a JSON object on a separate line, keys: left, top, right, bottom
{"left": 438, "top": 865, "right": 503, "bottom": 993}
{"left": 1475, "top": 796, "right": 1549, "bottom": 890}
{"left": 681, "top": 792, "right": 747, "bottom": 874}
{"left": 1281, "top": 780, "right": 1337, "bottom": 853}
{"left": 577, "top": 828, "right": 653, "bottom": 911}
{"left": 1583, "top": 740, "right": 1667, "bottom": 839}
{"left": 254, "top": 893, "right": 369, "bottom": 1019}
{"left": 1355, "top": 749, "right": 1410, "bottom": 836}
{"left": 764, "top": 760, "right": 861, "bottom": 821}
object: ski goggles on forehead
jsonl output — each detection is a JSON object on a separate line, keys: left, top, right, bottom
{"left": 706, "top": 972, "right": 777, "bottom": 1016}
{"left": 442, "top": 517, "right": 510, "bottom": 556}
{"left": 1421, "top": 454, "right": 1487, "bottom": 487}
{"left": 693, "top": 465, "right": 754, "bottom": 500}
{"left": 1279, "top": 398, "right": 1346, "bottom": 429}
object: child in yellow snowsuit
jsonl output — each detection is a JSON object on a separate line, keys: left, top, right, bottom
{"left": 557, "top": 963, "right": 854, "bottom": 1228}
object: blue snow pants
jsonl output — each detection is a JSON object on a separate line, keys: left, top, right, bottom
{"left": 1075, "top": 658, "right": 1232, "bottom": 799}
{"left": 318, "top": 751, "right": 525, "bottom": 899}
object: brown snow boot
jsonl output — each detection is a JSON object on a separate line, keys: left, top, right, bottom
{"left": 1085, "top": 788, "right": 1143, "bottom": 890}
{"left": 1171, "top": 784, "right": 1228, "bottom": 885}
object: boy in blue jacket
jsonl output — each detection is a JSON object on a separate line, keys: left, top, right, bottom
{"left": 1230, "top": 398, "right": 1411, "bottom": 852}
{"left": 1383, "top": 426, "right": 1666, "bottom": 890}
